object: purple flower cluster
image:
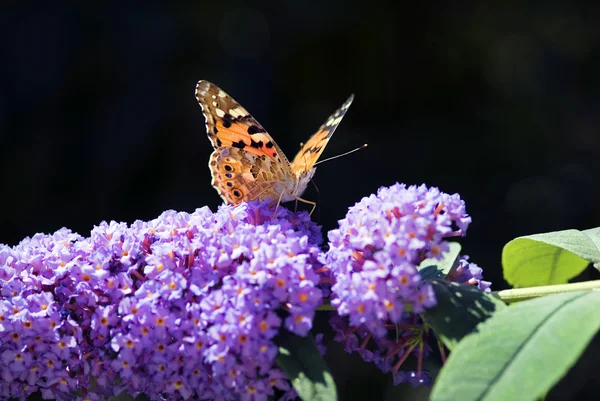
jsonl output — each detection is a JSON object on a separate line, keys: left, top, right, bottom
{"left": 0, "top": 201, "right": 323, "bottom": 401}
{"left": 325, "top": 184, "right": 472, "bottom": 384}
{"left": 327, "top": 184, "right": 471, "bottom": 337}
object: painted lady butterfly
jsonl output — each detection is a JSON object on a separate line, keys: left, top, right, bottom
{"left": 195, "top": 80, "right": 353, "bottom": 213}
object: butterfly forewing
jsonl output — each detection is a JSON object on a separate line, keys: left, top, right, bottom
{"left": 195, "top": 80, "right": 290, "bottom": 165}
{"left": 290, "top": 94, "right": 354, "bottom": 174}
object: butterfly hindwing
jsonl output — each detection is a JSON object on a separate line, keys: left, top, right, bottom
{"left": 291, "top": 94, "right": 354, "bottom": 173}
{"left": 209, "top": 146, "right": 289, "bottom": 204}
{"left": 195, "top": 80, "right": 290, "bottom": 165}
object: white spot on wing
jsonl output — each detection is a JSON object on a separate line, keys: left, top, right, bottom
{"left": 241, "top": 172, "right": 255, "bottom": 182}
{"left": 216, "top": 108, "right": 225, "bottom": 118}
{"left": 229, "top": 107, "right": 248, "bottom": 118}
{"left": 326, "top": 116, "right": 343, "bottom": 126}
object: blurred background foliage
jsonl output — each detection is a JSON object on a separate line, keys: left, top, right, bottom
{"left": 2, "top": 2, "right": 600, "bottom": 400}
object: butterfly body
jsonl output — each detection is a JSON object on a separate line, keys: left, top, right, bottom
{"left": 196, "top": 80, "right": 352, "bottom": 208}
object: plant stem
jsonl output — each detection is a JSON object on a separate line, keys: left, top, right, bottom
{"left": 317, "top": 280, "right": 600, "bottom": 310}
{"left": 492, "top": 280, "right": 600, "bottom": 303}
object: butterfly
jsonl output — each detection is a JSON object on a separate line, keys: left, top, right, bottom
{"left": 195, "top": 80, "right": 353, "bottom": 214}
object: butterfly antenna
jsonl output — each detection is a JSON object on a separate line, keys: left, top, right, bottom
{"left": 314, "top": 144, "right": 368, "bottom": 166}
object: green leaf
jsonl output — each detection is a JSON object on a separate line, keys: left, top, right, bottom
{"left": 276, "top": 332, "right": 337, "bottom": 401}
{"left": 421, "top": 279, "right": 506, "bottom": 350}
{"left": 502, "top": 228, "right": 600, "bottom": 287}
{"left": 418, "top": 242, "right": 462, "bottom": 280}
{"left": 430, "top": 291, "right": 600, "bottom": 401}
{"left": 418, "top": 265, "right": 446, "bottom": 281}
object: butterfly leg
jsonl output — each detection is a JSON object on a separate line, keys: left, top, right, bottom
{"left": 295, "top": 197, "right": 317, "bottom": 216}
{"left": 272, "top": 189, "right": 286, "bottom": 221}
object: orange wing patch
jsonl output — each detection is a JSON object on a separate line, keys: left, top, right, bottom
{"left": 291, "top": 94, "right": 354, "bottom": 173}
{"left": 195, "top": 80, "right": 288, "bottom": 164}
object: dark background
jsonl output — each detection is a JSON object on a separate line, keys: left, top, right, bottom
{"left": 2, "top": 2, "right": 600, "bottom": 400}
